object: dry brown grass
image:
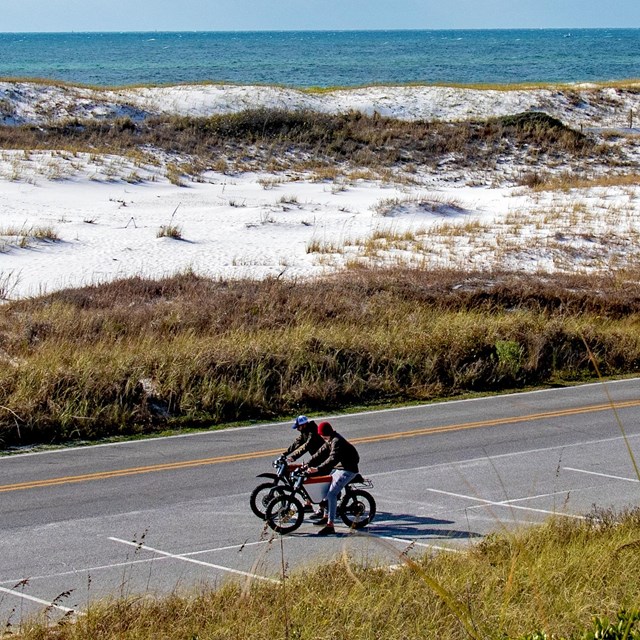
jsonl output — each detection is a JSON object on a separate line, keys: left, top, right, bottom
{"left": 2, "top": 267, "right": 640, "bottom": 449}
{"left": 525, "top": 173, "right": 640, "bottom": 192}
{"left": 0, "top": 109, "right": 603, "bottom": 178}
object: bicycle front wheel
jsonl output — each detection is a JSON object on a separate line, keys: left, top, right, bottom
{"left": 265, "top": 495, "right": 305, "bottom": 534}
{"left": 250, "top": 482, "right": 286, "bottom": 520}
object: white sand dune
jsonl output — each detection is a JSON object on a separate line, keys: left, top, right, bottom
{"left": 2, "top": 80, "right": 640, "bottom": 128}
{"left": 1, "top": 81, "right": 640, "bottom": 300}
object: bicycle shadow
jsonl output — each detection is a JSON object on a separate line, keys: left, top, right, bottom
{"left": 290, "top": 511, "right": 482, "bottom": 541}
{"left": 361, "top": 511, "right": 483, "bottom": 541}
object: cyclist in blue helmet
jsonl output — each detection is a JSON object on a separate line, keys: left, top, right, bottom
{"left": 283, "top": 415, "right": 323, "bottom": 461}
{"left": 283, "top": 415, "right": 325, "bottom": 515}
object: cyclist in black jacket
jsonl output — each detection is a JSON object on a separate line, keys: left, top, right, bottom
{"left": 305, "top": 421, "right": 360, "bottom": 536}
{"left": 284, "top": 415, "right": 325, "bottom": 514}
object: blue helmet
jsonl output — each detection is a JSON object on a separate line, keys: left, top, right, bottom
{"left": 292, "top": 415, "right": 309, "bottom": 429}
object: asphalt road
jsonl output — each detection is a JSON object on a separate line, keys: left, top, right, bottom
{"left": 1, "top": 378, "right": 639, "bottom": 623}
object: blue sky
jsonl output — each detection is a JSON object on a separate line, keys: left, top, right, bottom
{"left": 1, "top": 0, "right": 639, "bottom": 32}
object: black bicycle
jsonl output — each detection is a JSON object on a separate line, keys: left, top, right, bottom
{"left": 264, "top": 468, "right": 376, "bottom": 534}
{"left": 249, "top": 455, "right": 302, "bottom": 519}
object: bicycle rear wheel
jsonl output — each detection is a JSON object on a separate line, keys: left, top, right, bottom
{"left": 339, "top": 489, "right": 376, "bottom": 529}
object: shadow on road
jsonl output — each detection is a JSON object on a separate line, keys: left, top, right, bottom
{"left": 366, "top": 511, "right": 482, "bottom": 540}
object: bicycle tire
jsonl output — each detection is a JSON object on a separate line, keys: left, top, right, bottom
{"left": 264, "top": 494, "right": 305, "bottom": 534}
{"left": 338, "top": 489, "right": 376, "bottom": 529}
{"left": 250, "top": 482, "right": 286, "bottom": 520}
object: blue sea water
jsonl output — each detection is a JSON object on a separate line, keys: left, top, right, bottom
{"left": 0, "top": 29, "right": 639, "bottom": 88}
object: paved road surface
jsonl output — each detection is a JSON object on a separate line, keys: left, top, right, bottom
{"left": 1, "top": 378, "right": 639, "bottom": 622}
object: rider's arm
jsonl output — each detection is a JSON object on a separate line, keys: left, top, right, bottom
{"left": 283, "top": 432, "right": 305, "bottom": 457}
{"left": 288, "top": 431, "right": 315, "bottom": 460}
{"left": 306, "top": 441, "right": 329, "bottom": 468}
{"left": 313, "top": 438, "right": 341, "bottom": 475}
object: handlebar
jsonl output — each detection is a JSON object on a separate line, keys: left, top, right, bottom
{"left": 290, "top": 466, "right": 305, "bottom": 475}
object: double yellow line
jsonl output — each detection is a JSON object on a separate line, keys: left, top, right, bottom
{"left": 1, "top": 399, "right": 638, "bottom": 494}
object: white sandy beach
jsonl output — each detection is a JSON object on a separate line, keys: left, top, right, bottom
{"left": 1, "top": 81, "right": 640, "bottom": 300}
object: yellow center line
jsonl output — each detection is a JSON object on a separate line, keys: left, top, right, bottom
{"left": 352, "top": 399, "right": 640, "bottom": 443}
{"left": 0, "top": 449, "right": 284, "bottom": 493}
{"left": 1, "top": 399, "right": 638, "bottom": 494}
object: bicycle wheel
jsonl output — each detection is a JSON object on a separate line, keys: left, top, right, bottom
{"left": 264, "top": 495, "right": 305, "bottom": 534}
{"left": 339, "top": 489, "right": 376, "bottom": 529}
{"left": 250, "top": 482, "right": 286, "bottom": 520}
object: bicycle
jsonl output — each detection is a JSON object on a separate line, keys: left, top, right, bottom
{"left": 249, "top": 454, "right": 303, "bottom": 519}
{"left": 264, "top": 467, "right": 376, "bottom": 534}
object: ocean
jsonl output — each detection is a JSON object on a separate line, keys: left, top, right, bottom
{"left": 0, "top": 29, "right": 639, "bottom": 88}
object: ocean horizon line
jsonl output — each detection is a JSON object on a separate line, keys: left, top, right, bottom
{"left": 2, "top": 27, "right": 640, "bottom": 35}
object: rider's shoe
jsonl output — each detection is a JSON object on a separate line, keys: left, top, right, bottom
{"left": 309, "top": 511, "right": 325, "bottom": 521}
{"left": 316, "top": 524, "right": 335, "bottom": 536}
{"left": 312, "top": 515, "right": 329, "bottom": 526}
{"left": 303, "top": 504, "right": 314, "bottom": 513}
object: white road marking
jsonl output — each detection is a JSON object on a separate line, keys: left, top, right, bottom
{"left": 108, "top": 537, "right": 279, "bottom": 583}
{"left": 466, "top": 488, "right": 577, "bottom": 508}
{"left": 563, "top": 467, "right": 640, "bottom": 483}
{"left": 425, "top": 488, "right": 584, "bottom": 519}
{"left": 368, "top": 432, "right": 640, "bottom": 480}
{"left": 0, "top": 540, "right": 272, "bottom": 587}
{"left": 6, "top": 377, "right": 636, "bottom": 458}
{"left": 0, "top": 556, "right": 167, "bottom": 586}
{"left": 182, "top": 540, "right": 270, "bottom": 555}
{"left": 0, "top": 586, "right": 79, "bottom": 614}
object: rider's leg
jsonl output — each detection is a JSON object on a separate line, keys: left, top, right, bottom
{"left": 319, "top": 470, "right": 356, "bottom": 534}
{"left": 310, "top": 499, "right": 326, "bottom": 519}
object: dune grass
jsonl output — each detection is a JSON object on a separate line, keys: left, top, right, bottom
{"left": 0, "top": 224, "right": 59, "bottom": 249}
{"left": 0, "top": 108, "right": 602, "bottom": 178}
{"left": 10, "top": 508, "right": 640, "bottom": 639}
{"left": 2, "top": 267, "right": 640, "bottom": 450}
{"left": 523, "top": 172, "right": 640, "bottom": 192}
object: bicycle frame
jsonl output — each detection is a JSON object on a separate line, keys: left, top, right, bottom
{"left": 286, "top": 469, "right": 369, "bottom": 505}
{"left": 264, "top": 468, "right": 376, "bottom": 533}
{"left": 250, "top": 455, "right": 306, "bottom": 519}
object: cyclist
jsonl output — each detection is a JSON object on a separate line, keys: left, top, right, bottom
{"left": 284, "top": 415, "right": 324, "bottom": 461}
{"left": 305, "top": 421, "right": 360, "bottom": 536}
{"left": 284, "top": 415, "right": 324, "bottom": 514}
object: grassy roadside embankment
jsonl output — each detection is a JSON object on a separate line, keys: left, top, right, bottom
{"left": 10, "top": 509, "right": 640, "bottom": 639}
{"left": 2, "top": 267, "right": 640, "bottom": 450}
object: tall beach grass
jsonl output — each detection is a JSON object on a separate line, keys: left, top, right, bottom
{"left": 11, "top": 508, "right": 640, "bottom": 639}
{"left": 2, "top": 267, "right": 640, "bottom": 449}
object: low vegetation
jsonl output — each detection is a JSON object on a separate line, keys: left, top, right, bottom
{"left": 0, "top": 109, "right": 607, "bottom": 178}
{"left": 2, "top": 267, "right": 640, "bottom": 450}
{"left": 156, "top": 224, "right": 182, "bottom": 239}
{"left": 0, "top": 225, "right": 59, "bottom": 249}
{"left": 11, "top": 508, "right": 640, "bottom": 639}
{"left": 517, "top": 171, "right": 640, "bottom": 191}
